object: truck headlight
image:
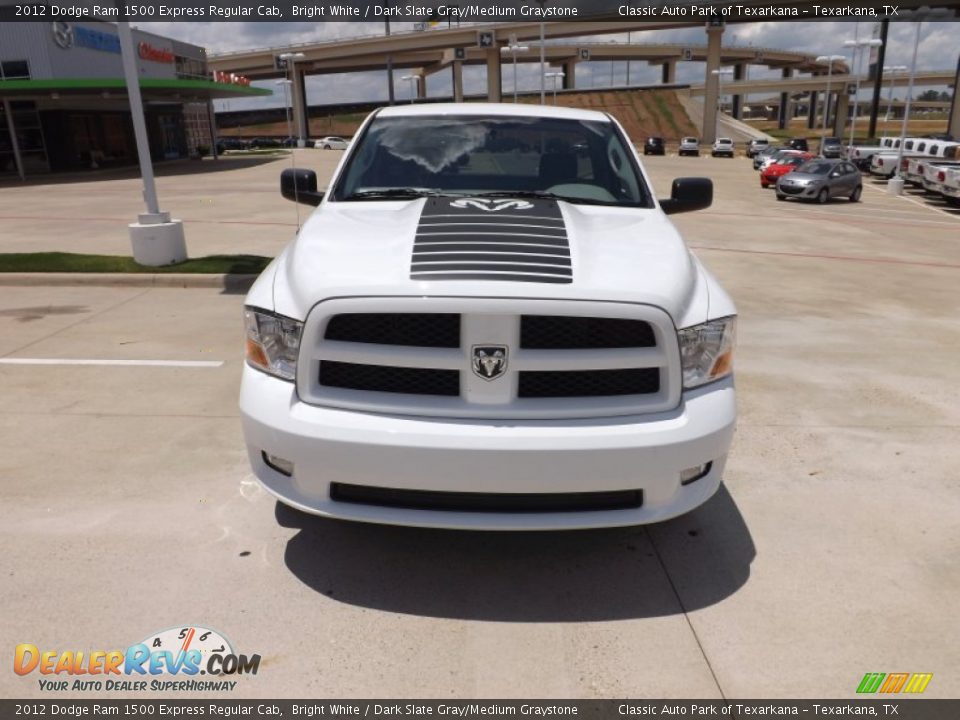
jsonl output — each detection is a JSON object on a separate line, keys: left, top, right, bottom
{"left": 678, "top": 316, "right": 736, "bottom": 390}
{"left": 244, "top": 308, "right": 302, "bottom": 381}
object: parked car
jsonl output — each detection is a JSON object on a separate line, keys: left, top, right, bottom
{"left": 920, "top": 162, "right": 960, "bottom": 201}
{"left": 250, "top": 137, "right": 283, "bottom": 149}
{"left": 758, "top": 149, "right": 806, "bottom": 172}
{"left": 820, "top": 137, "right": 843, "bottom": 158}
{"left": 644, "top": 137, "right": 666, "bottom": 156}
{"left": 760, "top": 153, "right": 814, "bottom": 188}
{"left": 712, "top": 138, "right": 735, "bottom": 158}
{"left": 240, "top": 103, "right": 736, "bottom": 530}
{"left": 776, "top": 159, "right": 862, "bottom": 203}
{"left": 215, "top": 137, "right": 248, "bottom": 153}
{"left": 870, "top": 139, "right": 959, "bottom": 179}
{"left": 847, "top": 136, "right": 898, "bottom": 170}
{"left": 905, "top": 149, "right": 960, "bottom": 188}
{"left": 679, "top": 137, "right": 700, "bottom": 156}
{"left": 786, "top": 138, "right": 809, "bottom": 152}
{"left": 937, "top": 166, "right": 960, "bottom": 206}
{"left": 747, "top": 138, "right": 771, "bottom": 158}
{"left": 752, "top": 145, "right": 780, "bottom": 170}
{"left": 315, "top": 136, "right": 350, "bottom": 150}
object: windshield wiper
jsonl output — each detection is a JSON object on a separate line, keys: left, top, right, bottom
{"left": 343, "top": 188, "right": 441, "bottom": 200}
{"left": 472, "top": 190, "right": 620, "bottom": 207}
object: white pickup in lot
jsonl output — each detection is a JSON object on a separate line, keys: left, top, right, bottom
{"left": 848, "top": 136, "right": 898, "bottom": 169}
{"left": 936, "top": 166, "right": 960, "bottom": 206}
{"left": 870, "top": 139, "right": 959, "bottom": 179}
{"left": 239, "top": 103, "right": 737, "bottom": 530}
{"left": 912, "top": 156, "right": 960, "bottom": 191}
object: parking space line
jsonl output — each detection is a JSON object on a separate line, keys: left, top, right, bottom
{"left": 0, "top": 358, "right": 224, "bottom": 367}
{"left": 861, "top": 182, "right": 960, "bottom": 221}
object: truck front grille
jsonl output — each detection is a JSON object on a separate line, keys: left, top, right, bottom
{"left": 518, "top": 368, "right": 660, "bottom": 398}
{"left": 319, "top": 361, "right": 459, "bottom": 396}
{"left": 300, "top": 299, "right": 681, "bottom": 420}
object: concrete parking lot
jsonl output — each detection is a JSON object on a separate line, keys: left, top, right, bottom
{"left": 1, "top": 150, "right": 959, "bottom": 699}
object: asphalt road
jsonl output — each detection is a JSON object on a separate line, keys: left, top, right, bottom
{"left": 1, "top": 151, "right": 958, "bottom": 699}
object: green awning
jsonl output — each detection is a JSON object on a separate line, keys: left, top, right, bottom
{"left": 0, "top": 77, "right": 271, "bottom": 99}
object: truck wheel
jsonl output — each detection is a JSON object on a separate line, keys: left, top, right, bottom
{"left": 776, "top": 193, "right": 786, "bottom": 201}
{"left": 849, "top": 186, "right": 862, "bottom": 202}
{"left": 817, "top": 188, "right": 829, "bottom": 204}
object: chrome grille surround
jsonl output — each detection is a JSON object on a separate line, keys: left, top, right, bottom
{"left": 297, "top": 297, "right": 681, "bottom": 420}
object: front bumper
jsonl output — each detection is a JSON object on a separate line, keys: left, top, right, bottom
{"left": 239, "top": 368, "right": 736, "bottom": 530}
{"left": 777, "top": 182, "right": 819, "bottom": 199}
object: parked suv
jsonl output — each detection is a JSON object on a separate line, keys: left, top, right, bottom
{"left": 747, "top": 138, "right": 770, "bottom": 158}
{"left": 712, "top": 138, "right": 735, "bottom": 158}
{"left": 240, "top": 104, "right": 737, "bottom": 530}
{"left": 679, "top": 137, "right": 700, "bottom": 157}
{"left": 786, "top": 138, "right": 809, "bottom": 152}
{"left": 820, "top": 137, "right": 843, "bottom": 158}
{"left": 644, "top": 137, "right": 666, "bottom": 156}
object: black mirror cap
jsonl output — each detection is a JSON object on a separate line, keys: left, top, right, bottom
{"left": 660, "top": 177, "right": 713, "bottom": 215}
{"left": 281, "top": 168, "right": 324, "bottom": 206}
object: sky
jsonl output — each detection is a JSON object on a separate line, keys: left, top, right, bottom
{"left": 137, "top": 20, "right": 959, "bottom": 112}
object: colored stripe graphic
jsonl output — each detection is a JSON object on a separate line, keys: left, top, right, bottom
{"left": 879, "top": 673, "right": 909, "bottom": 693}
{"left": 857, "top": 673, "right": 886, "bottom": 694}
{"left": 903, "top": 673, "right": 933, "bottom": 693}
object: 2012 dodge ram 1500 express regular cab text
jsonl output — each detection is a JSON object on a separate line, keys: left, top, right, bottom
{"left": 240, "top": 104, "right": 737, "bottom": 530}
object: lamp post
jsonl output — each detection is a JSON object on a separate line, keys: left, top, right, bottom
{"left": 842, "top": 36, "right": 883, "bottom": 149}
{"left": 815, "top": 54, "right": 846, "bottom": 132}
{"left": 889, "top": 7, "right": 953, "bottom": 195}
{"left": 501, "top": 43, "right": 530, "bottom": 103}
{"left": 400, "top": 74, "right": 421, "bottom": 103}
{"left": 279, "top": 52, "right": 306, "bottom": 147}
{"left": 545, "top": 71, "right": 564, "bottom": 104}
{"left": 275, "top": 79, "right": 292, "bottom": 145}
{"left": 711, "top": 68, "right": 733, "bottom": 138}
{"left": 883, "top": 65, "right": 908, "bottom": 123}
{"left": 117, "top": 21, "right": 186, "bottom": 266}
{"left": 535, "top": 0, "right": 548, "bottom": 104}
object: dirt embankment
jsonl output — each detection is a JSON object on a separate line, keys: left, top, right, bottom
{"left": 224, "top": 89, "right": 698, "bottom": 142}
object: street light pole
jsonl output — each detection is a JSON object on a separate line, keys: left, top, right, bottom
{"left": 711, "top": 68, "right": 733, "bottom": 139}
{"left": 279, "top": 52, "right": 305, "bottom": 147}
{"left": 883, "top": 65, "right": 907, "bottom": 123}
{"left": 545, "top": 71, "right": 564, "bottom": 104}
{"left": 276, "top": 79, "right": 292, "bottom": 143}
{"left": 400, "top": 75, "right": 421, "bottom": 103}
{"left": 843, "top": 36, "right": 883, "bottom": 148}
{"left": 536, "top": 0, "right": 547, "bottom": 104}
{"left": 816, "top": 55, "right": 846, "bottom": 132}
{"left": 117, "top": 20, "right": 186, "bottom": 266}
{"left": 501, "top": 43, "right": 530, "bottom": 103}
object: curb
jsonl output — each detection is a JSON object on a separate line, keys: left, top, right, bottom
{"left": 0, "top": 273, "right": 258, "bottom": 290}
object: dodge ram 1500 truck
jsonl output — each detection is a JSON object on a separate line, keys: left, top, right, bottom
{"left": 239, "top": 104, "right": 737, "bottom": 530}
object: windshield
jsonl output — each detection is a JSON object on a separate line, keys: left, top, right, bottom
{"left": 797, "top": 161, "right": 835, "bottom": 175}
{"left": 333, "top": 114, "right": 653, "bottom": 207}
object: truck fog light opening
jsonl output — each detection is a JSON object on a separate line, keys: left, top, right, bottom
{"left": 262, "top": 451, "right": 294, "bottom": 477}
{"left": 680, "top": 462, "right": 712, "bottom": 486}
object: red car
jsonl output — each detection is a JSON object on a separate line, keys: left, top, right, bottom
{"left": 761, "top": 153, "right": 814, "bottom": 188}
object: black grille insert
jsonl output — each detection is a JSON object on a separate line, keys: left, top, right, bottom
{"left": 521, "top": 316, "right": 656, "bottom": 349}
{"left": 330, "top": 483, "right": 643, "bottom": 513}
{"left": 319, "top": 361, "right": 459, "bottom": 396}
{"left": 325, "top": 313, "right": 460, "bottom": 348}
{"left": 518, "top": 368, "right": 660, "bottom": 398}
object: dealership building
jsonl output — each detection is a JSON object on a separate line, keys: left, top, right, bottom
{"left": 0, "top": 21, "right": 269, "bottom": 179}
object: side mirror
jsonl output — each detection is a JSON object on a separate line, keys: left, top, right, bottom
{"left": 281, "top": 168, "right": 324, "bottom": 206}
{"left": 659, "top": 177, "right": 712, "bottom": 215}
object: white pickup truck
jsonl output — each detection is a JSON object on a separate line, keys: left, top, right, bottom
{"left": 847, "top": 136, "right": 898, "bottom": 170}
{"left": 906, "top": 150, "right": 960, "bottom": 189}
{"left": 933, "top": 166, "right": 960, "bottom": 206}
{"left": 239, "top": 103, "right": 737, "bottom": 530}
{"left": 870, "top": 139, "right": 958, "bottom": 179}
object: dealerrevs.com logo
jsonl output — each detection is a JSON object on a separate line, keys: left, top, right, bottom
{"left": 14, "top": 625, "right": 261, "bottom": 692}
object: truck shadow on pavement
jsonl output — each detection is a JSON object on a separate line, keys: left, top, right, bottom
{"left": 275, "top": 484, "right": 754, "bottom": 622}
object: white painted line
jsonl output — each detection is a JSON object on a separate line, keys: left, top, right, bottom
{"left": 862, "top": 182, "right": 960, "bottom": 221}
{"left": 0, "top": 358, "right": 224, "bottom": 368}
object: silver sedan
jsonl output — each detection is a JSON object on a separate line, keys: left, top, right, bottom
{"left": 776, "top": 160, "right": 863, "bottom": 203}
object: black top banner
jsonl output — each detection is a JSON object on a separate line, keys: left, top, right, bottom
{"left": 0, "top": 0, "right": 958, "bottom": 23}
{"left": 3, "top": 700, "right": 960, "bottom": 720}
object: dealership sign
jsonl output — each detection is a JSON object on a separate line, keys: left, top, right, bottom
{"left": 138, "top": 42, "right": 175, "bottom": 64}
{"left": 51, "top": 22, "right": 120, "bottom": 54}
{"left": 213, "top": 70, "right": 251, "bottom": 87}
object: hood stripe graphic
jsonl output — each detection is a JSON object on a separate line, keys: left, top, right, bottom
{"left": 411, "top": 197, "right": 572, "bottom": 284}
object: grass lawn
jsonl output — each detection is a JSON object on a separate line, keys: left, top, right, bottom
{"left": 0, "top": 253, "right": 272, "bottom": 274}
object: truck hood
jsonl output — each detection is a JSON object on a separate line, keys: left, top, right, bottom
{"left": 273, "top": 197, "right": 699, "bottom": 322}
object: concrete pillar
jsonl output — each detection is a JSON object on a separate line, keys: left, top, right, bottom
{"left": 486, "top": 48, "right": 502, "bottom": 103}
{"left": 702, "top": 26, "right": 724, "bottom": 144}
{"left": 834, "top": 89, "right": 850, "bottom": 138}
{"left": 807, "top": 89, "right": 818, "bottom": 129}
{"left": 949, "top": 55, "right": 960, "bottom": 141}
{"left": 416, "top": 71, "right": 427, "bottom": 100}
{"left": 291, "top": 66, "right": 308, "bottom": 146}
{"left": 731, "top": 63, "right": 744, "bottom": 119}
{"left": 778, "top": 67, "right": 792, "bottom": 130}
{"left": 452, "top": 60, "right": 463, "bottom": 103}
{"left": 562, "top": 60, "right": 576, "bottom": 90}
{"left": 662, "top": 60, "right": 676, "bottom": 85}
{"left": 206, "top": 100, "right": 218, "bottom": 160}
{"left": 2, "top": 99, "right": 24, "bottom": 180}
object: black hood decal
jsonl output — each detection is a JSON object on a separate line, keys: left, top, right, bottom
{"left": 410, "top": 197, "right": 572, "bottom": 284}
